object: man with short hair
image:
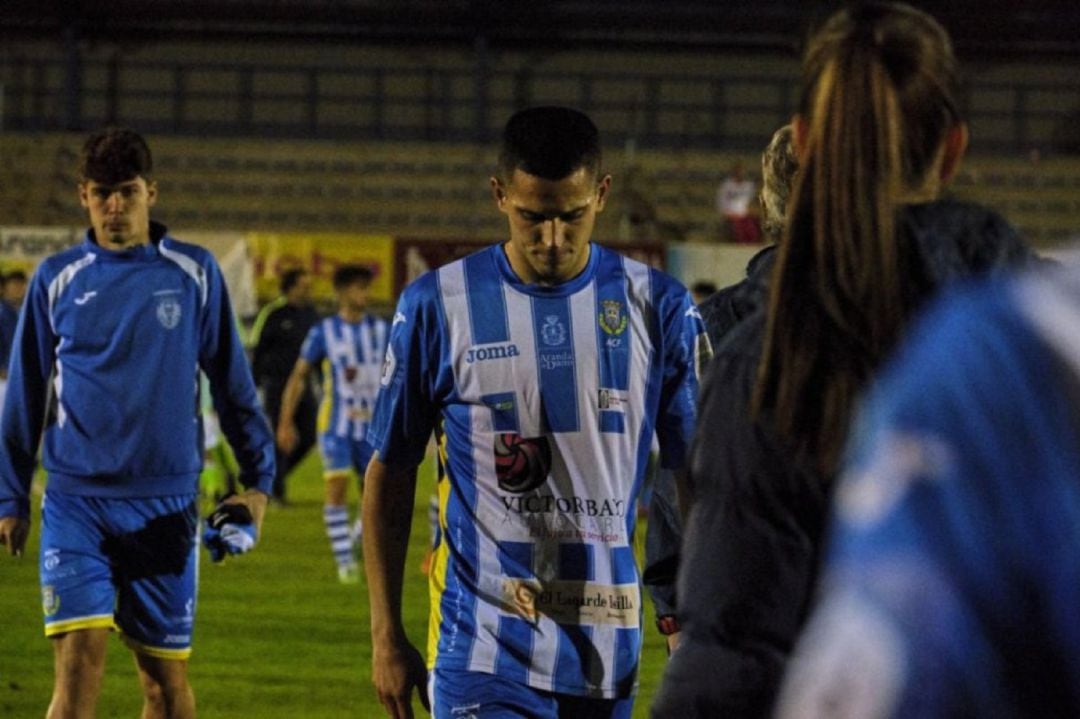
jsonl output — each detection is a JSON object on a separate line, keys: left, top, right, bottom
{"left": 2, "top": 268, "right": 28, "bottom": 310}
{"left": 0, "top": 127, "right": 274, "bottom": 719}
{"left": 278, "top": 264, "right": 388, "bottom": 584}
{"left": 251, "top": 267, "right": 319, "bottom": 503}
{"left": 363, "top": 106, "right": 710, "bottom": 718}
{"left": 0, "top": 271, "right": 21, "bottom": 410}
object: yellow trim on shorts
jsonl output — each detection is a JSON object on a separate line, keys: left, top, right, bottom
{"left": 44, "top": 614, "right": 117, "bottom": 637}
{"left": 323, "top": 468, "right": 353, "bottom": 481}
{"left": 120, "top": 633, "right": 193, "bottom": 660}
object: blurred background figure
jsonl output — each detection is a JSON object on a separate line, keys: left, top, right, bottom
{"left": 251, "top": 268, "right": 319, "bottom": 504}
{"left": 698, "top": 124, "right": 798, "bottom": 350}
{"left": 689, "top": 280, "right": 718, "bottom": 305}
{"left": 2, "top": 270, "right": 28, "bottom": 312}
{"left": 653, "top": 3, "right": 1036, "bottom": 717}
{"left": 277, "top": 265, "right": 387, "bottom": 584}
{"left": 777, "top": 257, "right": 1080, "bottom": 718}
{"left": 716, "top": 160, "right": 760, "bottom": 244}
{"left": 0, "top": 272, "right": 21, "bottom": 412}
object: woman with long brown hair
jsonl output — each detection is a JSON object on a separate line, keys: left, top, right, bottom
{"left": 652, "top": 4, "right": 1035, "bottom": 717}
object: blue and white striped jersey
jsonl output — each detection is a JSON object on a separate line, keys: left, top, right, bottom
{"left": 777, "top": 265, "right": 1080, "bottom": 718}
{"left": 0, "top": 224, "right": 275, "bottom": 519}
{"left": 368, "top": 243, "right": 709, "bottom": 699}
{"left": 301, "top": 313, "right": 388, "bottom": 441}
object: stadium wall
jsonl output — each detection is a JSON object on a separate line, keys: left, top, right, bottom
{"left": 3, "top": 132, "right": 1080, "bottom": 251}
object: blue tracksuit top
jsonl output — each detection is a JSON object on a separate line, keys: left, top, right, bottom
{"left": 0, "top": 223, "right": 275, "bottom": 518}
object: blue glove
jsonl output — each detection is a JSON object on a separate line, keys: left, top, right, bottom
{"left": 202, "top": 501, "right": 257, "bottom": 562}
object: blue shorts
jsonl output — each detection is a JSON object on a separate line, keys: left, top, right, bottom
{"left": 319, "top": 433, "right": 374, "bottom": 479}
{"left": 40, "top": 491, "right": 200, "bottom": 659}
{"left": 429, "top": 667, "right": 633, "bottom": 719}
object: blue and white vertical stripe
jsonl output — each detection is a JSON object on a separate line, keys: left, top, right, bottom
{"left": 382, "top": 243, "right": 704, "bottom": 698}
{"left": 302, "top": 314, "right": 388, "bottom": 441}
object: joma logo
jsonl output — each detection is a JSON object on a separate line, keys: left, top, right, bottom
{"left": 466, "top": 343, "right": 520, "bottom": 363}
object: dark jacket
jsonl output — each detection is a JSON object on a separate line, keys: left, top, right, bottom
{"left": 642, "top": 245, "right": 775, "bottom": 617}
{"left": 651, "top": 199, "right": 1037, "bottom": 718}
{"left": 251, "top": 302, "right": 319, "bottom": 390}
{"left": 697, "top": 245, "right": 776, "bottom": 352}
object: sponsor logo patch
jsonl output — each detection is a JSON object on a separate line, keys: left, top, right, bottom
{"left": 540, "top": 315, "right": 567, "bottom": 346}
{"left": 465, "top": 343, "right": 520, "bottom": 363}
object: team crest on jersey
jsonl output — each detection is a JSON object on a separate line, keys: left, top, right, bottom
{"left": 42, "top": 585, "right": 60, "bottom": 616}
{"left": 540, "top": 315, "right": 567, "bottom": 346}
{"left": 380, "top": 346, "right": 397, "bottom": 386}
{"left": 599, "top": 300, "right": 628, "bottom": 336}
{"left": 156, "top": 295, "right": 182, "bottom": 329}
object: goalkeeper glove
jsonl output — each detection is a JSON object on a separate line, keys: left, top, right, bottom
{"left": 202, "top": 500, "right": 256, "bottom": 562}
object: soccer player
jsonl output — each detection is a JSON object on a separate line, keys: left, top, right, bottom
{"left": 776, "top": 260, "right": 1080, "bottom": 717}
{"left": 362, "top": 106, "right": 710, "bottom": 719}
{"left": 277, "top": 264, "right": 388, "bottom": 584}
{"left": 0, "top": 127, "right": 274, "bottom": 719}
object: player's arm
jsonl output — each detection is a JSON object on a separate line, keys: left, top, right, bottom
{"left": 276, "top": 357, "right": 313, "bottom": 454}
{"left": 197, "top": 256, "right": 275, "bottom": 537}
{"left": 363, "top": 454, "right": 428, "bottom": 719}
{"left": 646, "top": 282, "right": 712, "bottom": 652}
{"left": 642, "top": 463, "right": 684, "bottom": 654}
{"left": 0, "top": 269, "right": 55, "bottom": 555}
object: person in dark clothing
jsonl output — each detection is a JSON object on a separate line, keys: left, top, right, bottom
{"left": 651, "top": 4, "right": 1037, "bottom": 718}
{"left": 697, "top": 124, "right": 797, "bottom": 350}
{"left": 643, "top": 125, "right": 796, "bottom": 653}
{"left": 251, "top": 268, "right": 319, "bottom": 502}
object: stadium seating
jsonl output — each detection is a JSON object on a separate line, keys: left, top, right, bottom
{"left": 2, "top": 132, "right": 1077, "bottom": 249}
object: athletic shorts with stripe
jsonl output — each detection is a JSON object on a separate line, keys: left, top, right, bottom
{"left": 39, "top": 491, "right": 200, "bottom": 659}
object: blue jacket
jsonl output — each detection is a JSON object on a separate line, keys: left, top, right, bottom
{"left": 779, "top": 265, "right": 1080, "bottom": 716}
{"left": 0, "top": 223, "right": 274, "bottom": 518}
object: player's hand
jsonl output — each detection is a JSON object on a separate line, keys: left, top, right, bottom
{"left": 372, "top": 638, "right": 429, "bottom": 719}
{"left": 202, "top": 491, "right": 266, "bottom": 562}
{"left": 226, "top": 488, "right": 269, "bottom": 536}
{"left": 276, "top": 421, "right": 299, "bottom": 454}
{"left": 0, "top": 516, "right": 30, "bottom": 557}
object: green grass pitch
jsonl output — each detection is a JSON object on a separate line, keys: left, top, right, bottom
{"left": 0, "top": 453, "right": 669, "bottom": 717}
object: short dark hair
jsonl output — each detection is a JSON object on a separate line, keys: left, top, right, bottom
{"left": 280, "top": 268, "right": 308, "bottom": 294}
{"left": 332, "top": 264, "right": 374, "bottom": 291}
{"left": 498, "top": 106, "right": 602, "bottom": 182}
{"left": 78, "top": 127, "right": 153, "bottom": 184}
{"left": 3, "top": 269, "right": 27, "bottom": 283}
{"left": 691, "top": 281, "right": 718, "bottom": 297}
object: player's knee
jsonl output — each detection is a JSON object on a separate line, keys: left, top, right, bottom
{"left": 139, "top": 671, "right": 192, "bottom": 716}
{"left": 137, "top": 658, "right": 190, "bottom": 703}
{"left": 140, "top": 676, "right": 167, "bottom": 711}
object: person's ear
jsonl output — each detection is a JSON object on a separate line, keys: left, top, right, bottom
{"left": 146, "top": 180, "right": 159, "bottom": 207}
{"left": 939, "top": 123, "right": 968, "bottom": 183}
{"left": 594, "top": 174, "right": 613, "bottom": 212}
{"left": 792, "top": 115, "right": 809, "bottom": 161}
{"left": 78, "top": 183, "right": 90, "bottom": 209}
{"left": 490, "top": 176, "right": 508, "bottom": 212}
